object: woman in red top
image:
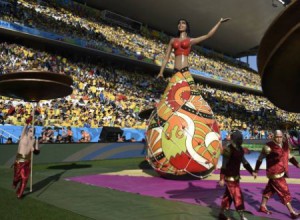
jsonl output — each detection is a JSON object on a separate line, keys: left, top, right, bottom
{"left": 146, "top": 18, "right": 230, "bottom": 179}
{"left": 157, "top": 18, "right": 230, "bottom": 78}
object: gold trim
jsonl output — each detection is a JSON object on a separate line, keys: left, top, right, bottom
{"left": 267, "top": 172, "right": 285, "bottom": 179}
{"left": 15, "top": 153, "right": 31, "bottom": 163}
{"left": 263, "top": 145, "right": 271, "bottom": 155}
{"left": 225, "top": 176, "right": 240, "bottom": 181}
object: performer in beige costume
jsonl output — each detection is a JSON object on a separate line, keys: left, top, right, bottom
{"left": 13, "top": 123, "right": 40, "bottom": 199}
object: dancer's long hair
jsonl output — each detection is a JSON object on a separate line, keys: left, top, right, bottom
{"left": 177, "top": 19, "right": 191, "bottom": 37}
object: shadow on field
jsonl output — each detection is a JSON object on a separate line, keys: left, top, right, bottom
{"left": 47, "top": 163, "right": 92, "bottom": 170}
{"left": 138, "top": 160, "right": 158, "bottom": 177}
{"left": 24, "top": 163, "right": 91, "bottom": 198}
{"left": 138, "top": 160, "right": 216, "bottom": 180}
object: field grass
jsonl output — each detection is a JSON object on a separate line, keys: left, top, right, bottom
{"left": 243, "top": 144, "right": 264, "bottom": 151}
{"left": 0, "top": 187, "right": 91, "bottom": 220}
{"left": 1, "top": 155, "right": 298, "bottom": 220}
{"left": 244, "top": 144, "right": 300, "bottom": 153}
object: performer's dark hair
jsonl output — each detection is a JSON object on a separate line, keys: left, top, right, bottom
{"left": 177, "top": 19, "right": 190, "bottom": 36}
{"left": 230, "top": 131, "right": 243, "bottom": 146}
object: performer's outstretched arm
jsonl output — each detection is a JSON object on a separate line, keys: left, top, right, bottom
{"left": 157, "top": 39, "right": 174, "bottom": 79}
{"left": 288, "top": 150, "right": 300, "bottom": 168}
{"left": 253, "top": 146, "right": 267, "bottom": 178}
{"left": 242, "top": 156, "right": 255, "bottom": 176}
{"left": 21, "top": 124, "right": 28, "bottom": 137}
{"left": 190, "top": 18, "right": 230, "bottom": 46}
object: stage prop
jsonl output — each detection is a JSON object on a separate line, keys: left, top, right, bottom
{"left": 0, "top": 70, "right": 73, "bottom": 192}
{"left": 138, "top": 108, "right": 154, "bottom": 120}
{"left": 0, "top": 71, "right": 73, "bottom": 101}
{"left": 100, "top": 126, "right": 123, "bottom": 142}
{"left": 144, "top": 70, "right": 222, "bottom": 179}
{"left": 257, "top": 0, "right": 300, "bottom": 113}
{"left": 280, "top": 121, "right": 297, "bottom": 131}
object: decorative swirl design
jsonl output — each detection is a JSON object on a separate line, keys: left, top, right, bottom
{"left": 146, "top": 68, "right": 222, "bottom": 178}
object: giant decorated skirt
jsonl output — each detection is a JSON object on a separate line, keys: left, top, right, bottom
{"left": 146, "top": 67, "right": 222, "bottom": 178}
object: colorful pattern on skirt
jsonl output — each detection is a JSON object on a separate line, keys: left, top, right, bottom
{"left": 146, "top": 68, "right": 222, "bottom": 178}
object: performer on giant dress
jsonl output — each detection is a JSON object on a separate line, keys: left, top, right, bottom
{"left": 254, "top": 130, "right": 300, "bottom": 219}
{"left": 219, "top": 131, "right": 255, "bottom": 220}
{"left": 146, "top": 17, "right": 230, "bottom": 176}
{"left": 13, "top": 118, "right": 40, "bottom": 199}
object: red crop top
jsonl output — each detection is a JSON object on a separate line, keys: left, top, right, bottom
{"left": 172, "top": 38, "right": 191, "bottom": 56}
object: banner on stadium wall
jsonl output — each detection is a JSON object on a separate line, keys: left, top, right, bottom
{"left": 0, "top": 20, "right": 88, "bottom": 49}
{"left": 0, "top": 20, "right": 61, "bottom": 41}
{"left": 0, "top": 125, "right": 251, "bottom": 144}
{"left": 0, "top": 125, "right": 146, "bottom": 143}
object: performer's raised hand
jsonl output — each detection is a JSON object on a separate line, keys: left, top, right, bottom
{"left": 156, "top": 72, "right": 164, "bottom": 79}
{"left": 26, "top": 116, "right": 33, "bottom": 124}
{"left": 219, "top": 179, "right": 225, "bottom": 187}
{"left": 220, "top": 18, "right": 231, "bottom": 23}
{"left": 252, "top": 172, "right": 258, "bottom": 179}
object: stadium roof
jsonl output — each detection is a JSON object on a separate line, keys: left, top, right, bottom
{"left": 84, "top": 0, "right": 286, "bottom": 57}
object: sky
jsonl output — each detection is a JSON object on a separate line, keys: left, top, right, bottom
{"left": 239, "top": 55, "right": 258, "bottom": 72}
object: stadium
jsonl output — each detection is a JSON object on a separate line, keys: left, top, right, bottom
{"left": 0, "top": 0, "right": 299, "bottom": 219}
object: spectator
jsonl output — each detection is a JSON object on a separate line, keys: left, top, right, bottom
{"left": 79, "top": 130, "right": 91, "bottom": 143}
{"left": 5, "top": 137, "right": 13, "bottom": 144}
{"left": 55, "top": 134, "right": 64, "bottom": 143}
{"left": 66, "top": 126, "right": 73, "bottom": 143}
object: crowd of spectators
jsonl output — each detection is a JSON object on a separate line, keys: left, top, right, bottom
{"left": 0, "top": 42, "right": 299, "bottom": 139}
{"left": 0, "top": 42, "right": 157, "bottom": 130}
{"left": 0, "top": 0, "right": 260, "bottom": 87}
{"left": 0, "top": 0, "right": 299, "bottom": 141}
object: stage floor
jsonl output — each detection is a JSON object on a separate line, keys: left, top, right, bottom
{"left": 66, "top": 166, "right": 300, "bottom": 220}
{"left": 1, "top": 157, "right": 299, "bottom": 220}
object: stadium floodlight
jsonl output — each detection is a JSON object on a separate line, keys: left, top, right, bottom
{"left": 277, "top": 0, "right": 291, "bottom": 6}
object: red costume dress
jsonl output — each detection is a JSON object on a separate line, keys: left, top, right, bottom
{"left": 258, "top": 141, "right": 292, "bottom": 204}
{"left": 220, "top": 144, "right": 253, "bottom": 211}
{"left": 13, "top": 153, "right": 31, "bottom": 198}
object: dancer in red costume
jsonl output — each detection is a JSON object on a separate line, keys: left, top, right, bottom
{"left": 254, "top": 130, "right": 300, "bottom": 219}
{"left": 218, "top": 131, "right": 255, "bottom": 220}
{"left": 13, "top": 121, "right": 40, "bottom": 199}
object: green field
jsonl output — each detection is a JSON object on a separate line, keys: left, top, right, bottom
{"left": 2, "top": 155, "right": 299, "bottom": 220}
{"left": 243, "top": 144, "right": 264, "bottom": 151}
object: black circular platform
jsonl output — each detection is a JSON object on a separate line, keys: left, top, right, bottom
{"left": 0, "top": 70, "right": 73, "bottom": 101}
{"left": 257, "top": 1, "right": 300, "bottom": 113}
{"left": 138, "top": 108, "right": 154, "bottom": 120}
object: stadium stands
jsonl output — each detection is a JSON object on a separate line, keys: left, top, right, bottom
{"left": 0, "top": 0, "right": 299, "bottom": 143}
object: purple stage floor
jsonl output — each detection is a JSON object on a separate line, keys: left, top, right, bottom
{"left": 214, "top": 166, "right": 300, "bottom": 178}
{"left": 66, "top": 166, "right": 300, "bottom": 220}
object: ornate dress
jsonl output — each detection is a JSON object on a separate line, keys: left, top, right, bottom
{"left": 146, "top": 66, "right": 221, "bottom": 178}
